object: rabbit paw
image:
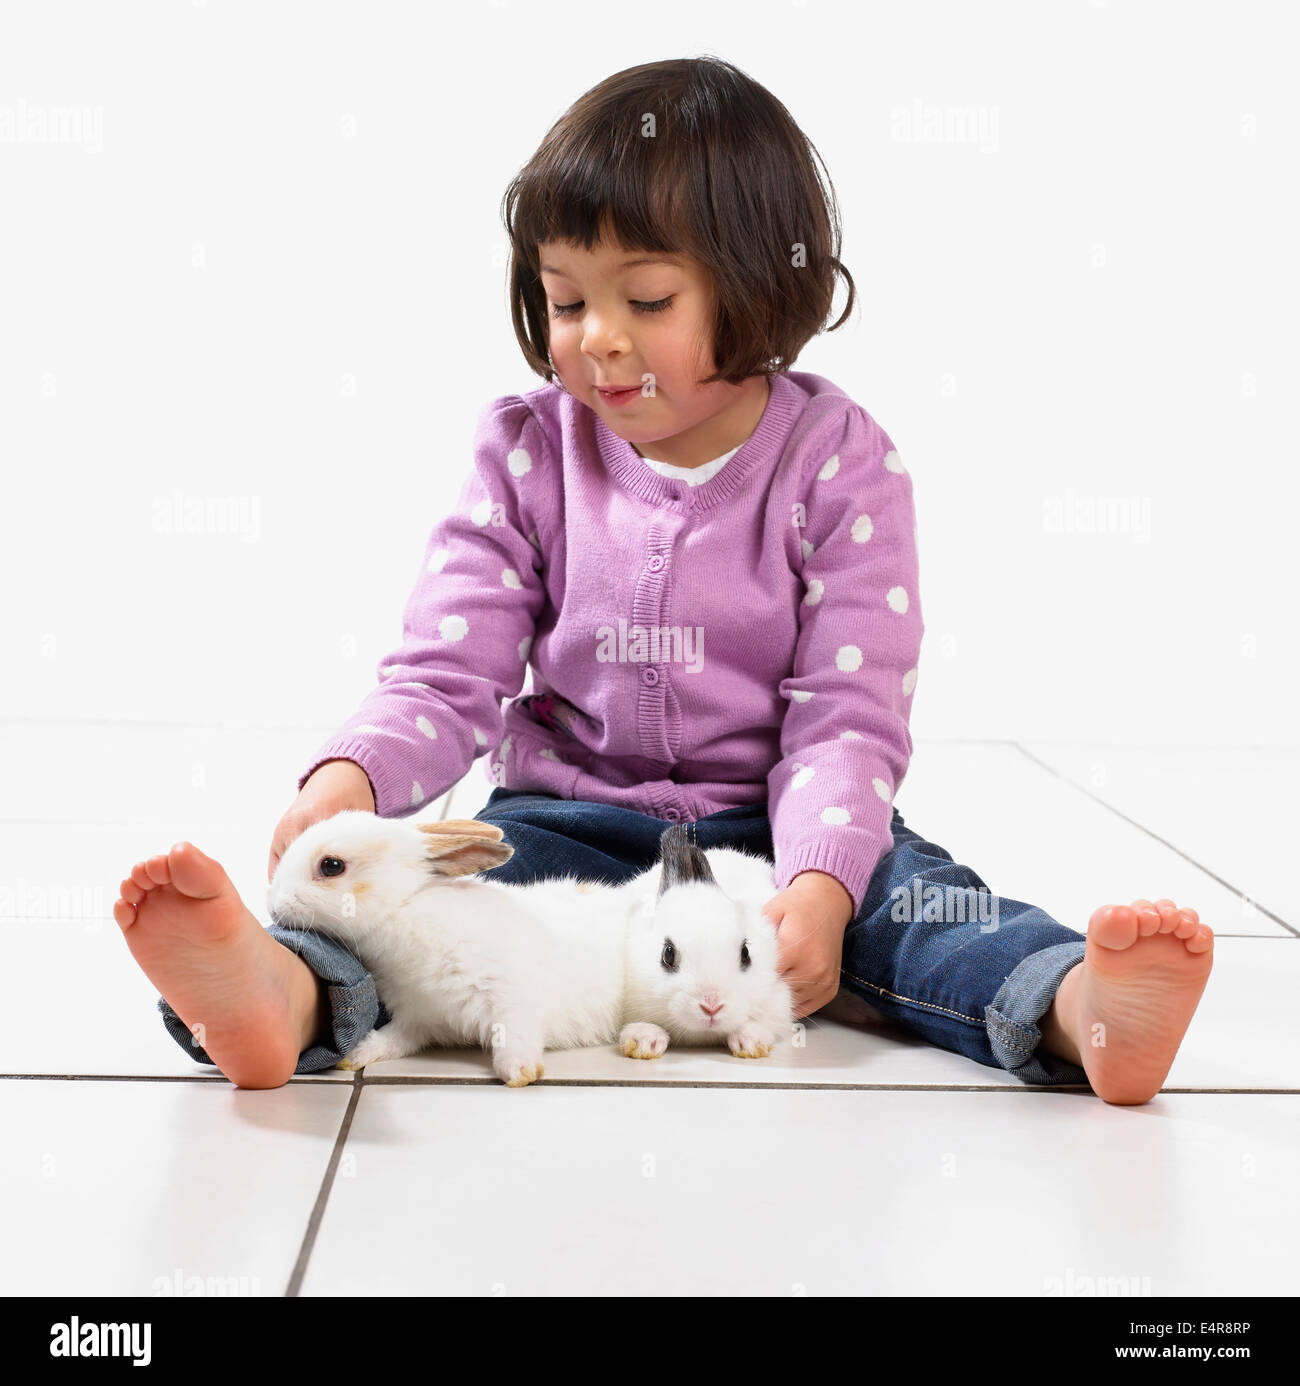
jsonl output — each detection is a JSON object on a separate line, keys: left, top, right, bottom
{"left": 492, "top": 1049, "right": 546, "bottom": 1088}
{"left": 727, "top": 1025, "right": 775, "bottom": 1059}
{"left": 337, "top": 1028, "right": 400, "bottom": 1070}
{"left": 620, "top": 1022, "right": 670, "bottom": 1060}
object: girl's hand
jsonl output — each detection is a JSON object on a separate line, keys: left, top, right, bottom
{"left": 268, "top": 758, "right": 377, "bottom": 883}
{"left": 761, "top": 871, "right": 855, "bottom": 1019}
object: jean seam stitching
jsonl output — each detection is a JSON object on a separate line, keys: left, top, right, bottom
{"left": 839, "top": 968, "right": 984, "bottom": 1025}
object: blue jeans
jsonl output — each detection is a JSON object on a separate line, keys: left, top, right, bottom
{"left": 158, "top": 789, "right": 1088, "bottom": 1084}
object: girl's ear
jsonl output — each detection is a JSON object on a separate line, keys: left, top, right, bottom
{"left": 417, "top": 820, "right": 513, "bottom": 878}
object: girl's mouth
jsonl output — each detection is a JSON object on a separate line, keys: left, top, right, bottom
{"left": 596, "top": 385, "right": 641, "bottom": 407}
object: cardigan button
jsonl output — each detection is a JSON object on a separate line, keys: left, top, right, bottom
{"left": 663, "top": 807, "right": 680, "bottom": 821}
{"left": 640, "top": 666, "right": 659, "bottom": 686}
{"left": 646, "top": 554, "right": 665, "bottom": 572}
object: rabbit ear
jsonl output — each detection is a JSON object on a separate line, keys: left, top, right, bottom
{"left": 656, "top": 823, "right": 718, "bottom": 897}
{"left": 417, "top": 820, "right": 513, "bottom": 878}
{"left": 419, "top": 819, "right": 506, "bottom": 841}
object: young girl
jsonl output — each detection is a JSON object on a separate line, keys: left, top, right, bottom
{"left": 114, "top": 56, "right": 1213, "bottom": 1102}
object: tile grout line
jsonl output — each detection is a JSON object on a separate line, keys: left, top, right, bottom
{"left": 284, "top": 1074, "right": 364, "bottom": 1298}
{"left": 1012, "top": 743, "right": 1299, "bottom": 937}
{"left": 311, "top": 1076, "right": 1300, "bottom": 1095}
{"left": 0, "top": 1073, "right": 350, "bottom": 1083}
{"left": 0, "top": 1072, "right": 1293, "bottom": 1094}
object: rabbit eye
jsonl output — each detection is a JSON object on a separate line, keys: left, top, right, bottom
{"left": 740, "top": 940, "right": 751, "bottom": 970}
{"left": 660, "top": 938, "right": 679, "bottom": 973}
{"left": 319, "top": 856, "right": 346, "bottom": 878}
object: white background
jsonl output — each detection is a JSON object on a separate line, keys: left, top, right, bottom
{"left": 2, "top": 0, "right": 1296, "bottom": 747}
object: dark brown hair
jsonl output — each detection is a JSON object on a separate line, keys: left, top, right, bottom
{"left": 501, "top": 55, "right": 855, "bottom": 387}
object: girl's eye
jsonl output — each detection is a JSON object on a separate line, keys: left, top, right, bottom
{"left": 550, "top": 298, "right": 672, "bottom": 318}
{"left": 319, "top": 857, "right": 346, "bottom": 878}
{"left": 660, "top": 939, "right": 679, "bottom": 972}
{"left": 740, "top": 940, "right": 751, "bottom": 971}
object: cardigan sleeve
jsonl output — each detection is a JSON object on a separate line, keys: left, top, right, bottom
{"left": 297, "top": 395, "right": 550, "bottom": 817}
{"left": 767, "top": 404, "right": 924, "bottom": 915}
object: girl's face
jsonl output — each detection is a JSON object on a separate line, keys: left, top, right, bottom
{"left": 537, "top": 233, "right": 769, "bottom": 467}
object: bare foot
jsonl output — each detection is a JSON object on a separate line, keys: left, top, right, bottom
{"left": 1039, "top": 897, "right": 1214, "bottom": 1105}
{"left": 113, "top": 841, "right": 327, "bottom": 1089}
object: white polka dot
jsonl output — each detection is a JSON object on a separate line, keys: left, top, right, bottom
{"left": 791, "top": 765, "right": 815, "bottom": 789}
{"left": 473, "top": 727, "right": 487, "bottom": 746}
{"left": 817, "top": 454, "right": 840, "bottom": 481}
{"left": 821, "top": 806, "right": 851, "bottom": 826}
{"left": 539, "top": 747, "right": 564, "bottom": 762}
{"left": 872, "top": 777, "right": 892, "bottom": 802}
{"left": 507, "top": 447, "right": 533, "bottom": 477}
{"left": 804, "top": 579, "right": 824, "bottom": 606}
{"left": 902, "top": 668, "right": 918, "bottom": 696}
{"left": 851, "top": 514, "right": 873, "bottom": 544}
{"left": 801, "top": 539, "right": 814, "bottom": 561}
{"left": 839, "top": 730, "right": 864, "bottom": 740}
{"left": 886, "top": 586, "right": 909, "bottom": 614}
{"left": 410, "top": 781, "right": 424, "bottom": 806}
{"left": 502, "top": 568, "right": 522, "bottom": 589}
{"left": 355, "top": 724, "right": 385, "bottom": 734}
{"left": 439, "top": 615, "right": 469, "bottom": 642}
{"left": 416, "top": 715, "right": 438, "bottom": 740}
{"left": 470, "top": 498, "right": 493, "bottom": 526}
{"left": 427, "top": 548, "right": 451, "bottom": 574}
{"left": 380, "top": 664, "right": 398, "bottom": 677}
{"left": 883, "top": 450, "right": 904, "bottom": 473}
{"left": 790, "top": 689, "right": 814, "bottom": 703}
{"left": 836, "top": 645, "right": 863, "bottom": 672}
{"left": 518, "top": 635, "right": 532, "bottom": 662}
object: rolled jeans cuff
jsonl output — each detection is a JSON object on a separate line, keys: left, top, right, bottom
{"left": 984, "top": 941, "right": 1088, "bottom": 1086}
{"left": 157, "top": 925, "right": 389, "bottom": 1076}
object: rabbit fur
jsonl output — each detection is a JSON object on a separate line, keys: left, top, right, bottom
{"left": 266, "top": 810, "right": 794, "bottom": 1086}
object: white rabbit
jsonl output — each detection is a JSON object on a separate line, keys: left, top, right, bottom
{"left": 616, "top": 829, "right": 795, "bottom": 1061}
{"left": 266, "top": 811, "right": 793, "bottom": 1085}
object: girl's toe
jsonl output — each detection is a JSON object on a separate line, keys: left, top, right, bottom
{"left": 1186, "top": 924, "right": 1215, "bottom": 955}
{"left": 1136, "top": 906, "right": 1163, "bottom": 936}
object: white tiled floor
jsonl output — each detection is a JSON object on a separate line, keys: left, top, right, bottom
{"left": 3, "top": 723, "right": 1296, "bottom": 1296}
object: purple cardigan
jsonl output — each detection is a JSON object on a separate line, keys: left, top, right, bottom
{"left": 299, "top": 369, "right": 923, "bottom": 914}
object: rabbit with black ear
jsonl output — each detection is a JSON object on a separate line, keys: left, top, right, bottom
{"left": 266, "top": 811, "right": 629, "bottom": 1085}
{"left": 618, "top": 825, "right": 795, "bottom": 1062}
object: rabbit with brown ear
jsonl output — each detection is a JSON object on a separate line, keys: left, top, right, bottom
{"left": 267, "top": 812, "right": 793, "bottom": 1085}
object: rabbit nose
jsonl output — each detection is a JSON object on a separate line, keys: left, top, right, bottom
{"left": 699, "top": 999, "right": 724, "bottom": 1018}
